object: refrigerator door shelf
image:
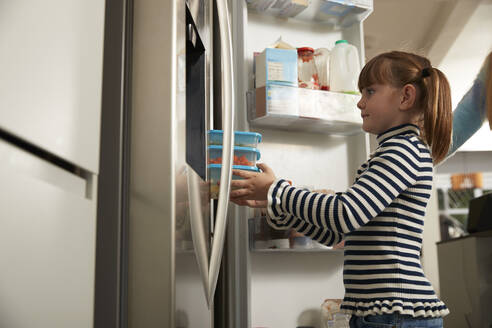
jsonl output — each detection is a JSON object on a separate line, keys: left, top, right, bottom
{"left": 247, "top": 0, "right": 373, "bottom": 28}
{"left": 247, "top": 85, "right": 363, "bottom": 135}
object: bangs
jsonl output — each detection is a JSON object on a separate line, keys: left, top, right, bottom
{"left": 358, "top": 56, "right": 394, "bottom": 91}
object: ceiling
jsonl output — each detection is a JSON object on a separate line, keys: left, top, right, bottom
{"left": 363, "top": 0, "right": 484, "bottom": 65}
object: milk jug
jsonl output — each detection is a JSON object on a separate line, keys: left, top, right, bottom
{"left": 329, "top": 40, "right": 360, "bottom": 93}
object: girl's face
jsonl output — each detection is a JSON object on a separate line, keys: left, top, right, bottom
{"left": 357, "top": 84, "right": 405, "bottom": 135}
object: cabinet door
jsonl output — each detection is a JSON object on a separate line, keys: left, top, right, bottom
{"left": 0, "top": 0, "right": 105, "bottom": 173}
{"left": 0, "top": 145, "right": 96, "bottom": 328}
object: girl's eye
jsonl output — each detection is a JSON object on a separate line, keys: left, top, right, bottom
{"left": 366, "top": 88, "right": 375, "bottom": 95}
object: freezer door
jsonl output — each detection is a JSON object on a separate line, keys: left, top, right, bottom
{"left": 0, "top": 0, "right": 105, "bottom": 173}
{"left": 0, "top": 139, "right": 96, "bottom": 328}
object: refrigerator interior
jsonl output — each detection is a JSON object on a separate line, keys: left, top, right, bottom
{"left": 230, "top": 1, "right": 373, "bottom": 327}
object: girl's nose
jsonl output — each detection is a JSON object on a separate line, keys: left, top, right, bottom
{"left": 357, "top": 97, "right": 365, "bottom": 110}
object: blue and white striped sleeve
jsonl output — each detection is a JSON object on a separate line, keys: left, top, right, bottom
{"left": 266, "top": 137, "right": 427, "bottom": 235}
{"left": 265, "top": 209, "right": 344, "bottom": 246}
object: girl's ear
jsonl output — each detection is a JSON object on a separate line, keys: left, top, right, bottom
{"left": 400, "top": 84, "right": 417, "bottom": 111}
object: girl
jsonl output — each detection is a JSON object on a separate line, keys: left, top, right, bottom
{"left": 230, "top": 51, "right": 452, "bottom": 328}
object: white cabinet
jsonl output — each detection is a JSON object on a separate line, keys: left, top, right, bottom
{"left": 0, "top": 1, "right": 104, "bottom": 325}
{"left": 0, "top": 139, "right": 96, "bottom": 328}
{"left": 437, "top": 235, "right": 492, "bottom": 328}
{"left": 0, "top": 0, "right": 105, "bottom": 173}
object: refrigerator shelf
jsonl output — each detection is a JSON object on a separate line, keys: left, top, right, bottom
{"left": 246, "top": 0, "right": 373, "bottom": 28}
{"left": 249, "top": 113, "right": 362, "bottom": 135}
{"left": 247, "top": 84, "right": 363, "bottom": 135}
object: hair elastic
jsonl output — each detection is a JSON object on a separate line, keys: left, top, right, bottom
{"left": 421, "top": 67, "right": 431, "bottom": 78}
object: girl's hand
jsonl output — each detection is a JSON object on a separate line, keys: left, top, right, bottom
{"left": 313, "top": 189, "right": 335, "bottom": 195}
{"left": 230, "top": 199, "right": 268, "bottom": 208}
{"left": 229, "top": 163, "right": 276, "bottom": 202}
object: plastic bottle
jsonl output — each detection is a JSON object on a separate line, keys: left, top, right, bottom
{"left": 329, "top": 40, "right": 360, "bottom": 94}
{"left": 314, "top": 47, "right": 330, "bottom": 91}
{"left": 297, "top": 47, "right": 320, "bottom": 89}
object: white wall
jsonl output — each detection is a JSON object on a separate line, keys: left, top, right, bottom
{"left": 437, "top": 151, "right": 492, "bottom": 175}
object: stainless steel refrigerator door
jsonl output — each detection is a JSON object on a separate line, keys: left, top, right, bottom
{"left": 0, "top": 0, "right": 105, "bottom": 173}
{"left": 128, "top": 0, "right": 234, "bottom": 325}
{"left": 129, "top": 0, "right": 213, "bottom": 327}
{"left": 128, "top": 0, "right": 179, "bottom": 325}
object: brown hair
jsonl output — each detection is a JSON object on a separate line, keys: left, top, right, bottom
{"left": 358, "top": 51, "right": 452, "bottom": 164}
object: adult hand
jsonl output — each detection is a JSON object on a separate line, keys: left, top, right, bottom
{"left": 229, "top": 163, "right": 276, "bottom": 202}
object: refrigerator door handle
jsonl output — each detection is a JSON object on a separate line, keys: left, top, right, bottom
{"left": 187, "top": 167, "right": 210, "bottom": 304}
{"left": 208, "top": 0, "right": 235, "bottom": 306}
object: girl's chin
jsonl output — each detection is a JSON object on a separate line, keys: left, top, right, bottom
{"left": 361, "top": 125, "right": 382, "bottom": 135}
{"left": 361, "top": 123, "right": 374, "bottom": 133}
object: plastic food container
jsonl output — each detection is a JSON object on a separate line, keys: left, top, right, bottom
{"left": 208, "top": 145, "right": 261, "bottom": 167}
{"left": 208, "top": 130, "right": 262, "bottom": 148}
{"left": 292, "top": 236, "right": 312, "bottom": 249}
{"left": 208, "top": 164, "right": 260, "bottom": 199}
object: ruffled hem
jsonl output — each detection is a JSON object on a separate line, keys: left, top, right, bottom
{"left": 341, "top": 299, "right": 450, "bottom": 318}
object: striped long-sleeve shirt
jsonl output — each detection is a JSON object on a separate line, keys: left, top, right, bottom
{"left": 266, "top": 124, "right": 449, "bottom": 318}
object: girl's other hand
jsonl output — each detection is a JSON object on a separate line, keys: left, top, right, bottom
{"left": 229, "top": 163, "right": 276, "bottom": 202}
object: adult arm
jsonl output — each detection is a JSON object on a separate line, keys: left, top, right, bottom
{"left": 448, "top": 53, "right": 491, "bottom": 156}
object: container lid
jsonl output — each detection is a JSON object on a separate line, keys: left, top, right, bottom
{"left": 208, "top": 164, "right": 260, "bottom": 172}
{"left": 335, "top": 40, "right": 348, "bottom": 45}
{"left": 297, "top": 47, "right": 315, "bottom": 53}
{"left": 208, "top": 130, "right": 262, "bottom": 143}
{"left": 208, "top": 145, "right": 261, "bottom": 160}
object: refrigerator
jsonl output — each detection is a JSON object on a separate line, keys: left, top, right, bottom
{"left": 0, "top": 1, "right": 105, "bottom": 327}
{"left": 95, "top": 0, "right": 373, "bottom": 327}
{"left": 110, "top": 0, "right": 372, "bottom": 328}
{"left": 1, "top": 0, "right": 373, "bottom": 327}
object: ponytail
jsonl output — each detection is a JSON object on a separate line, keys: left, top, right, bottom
{"left": 421, "top": 67, "right": 452, "bottom": 165}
